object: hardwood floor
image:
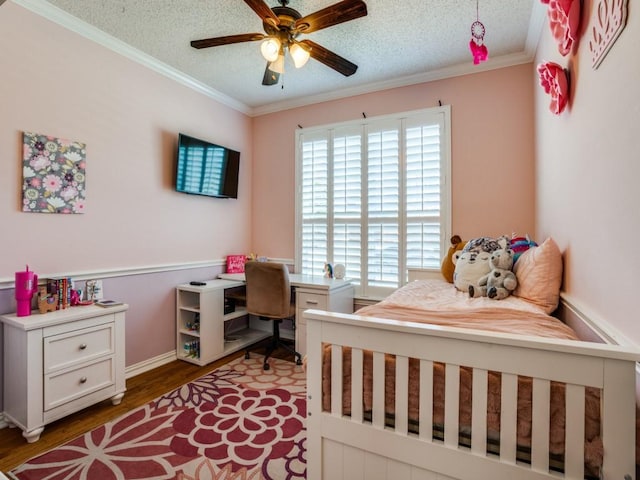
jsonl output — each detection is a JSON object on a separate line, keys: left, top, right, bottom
{"left": 0, "top": 350, "right": 248, "bottom": 472}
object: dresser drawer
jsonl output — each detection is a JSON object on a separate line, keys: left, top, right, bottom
{"left": 44, "top": 323, "right": 115, "bottom": 373}
{"left": 44, "top": 357, "right": 115, "bottom": 411}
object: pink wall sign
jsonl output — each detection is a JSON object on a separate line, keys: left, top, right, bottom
{"left": 589, "top": 0, "right": 629, "bottom": 68}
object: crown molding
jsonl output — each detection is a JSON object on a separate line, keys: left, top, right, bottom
{"left": 250, "top": 3, "right": 547, "bottom": 117}
{"left": 10, "top": 0, "right": 251, "bottom": 115}
{"left": 11, "top": 0, "right": 546, "bottom": 118}
{"left": 525, "top": 0, "right": 548, "bottom": 58}
{"left": 250, "top": 51, "right": 535, "bottom": 116}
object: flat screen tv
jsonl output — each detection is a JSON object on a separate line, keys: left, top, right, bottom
{"left": 175, "top": 133, "right": 240, "bottom": 199}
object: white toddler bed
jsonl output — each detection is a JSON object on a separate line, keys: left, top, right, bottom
{"left": 304, "top": 279, "right": 639, "bottom": 480}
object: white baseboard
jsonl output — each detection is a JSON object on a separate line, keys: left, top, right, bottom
{"left": 0, "top": 412, "right": 8, "bottom": 430}
{"left": 125, "top": 350, "right": 177, "bottom": 379}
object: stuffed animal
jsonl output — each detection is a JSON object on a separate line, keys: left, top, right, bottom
{"left": 453, "top": 235, "right": 509, "bottom": 293}
{"left": 452, "top": 249, "right": 492, "bottom": 293}
{"left": 463, "top": 235, "right": 509, "bottom": 254}
{"left": 469, "top": 245, "right": 518, "bottom": 300}
{"left": 441, "top": 235, "right": 467, "bottom": 283}
{"left": 510, "top": 234, "right": 537, "bottom": 263}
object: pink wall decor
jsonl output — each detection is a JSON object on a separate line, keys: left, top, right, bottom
{"left": 537, "top": 62, "right": 569, "bottom": 115}
{"left": 541, "top": 0, "right": 581, "bottom": 56}
{"left": 22, "top": 132, "right": 87, "bottom": 214}
{"left": 588, "top": 0, "right": 629, "bottom": 68}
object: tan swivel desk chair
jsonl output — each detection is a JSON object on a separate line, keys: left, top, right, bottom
{"left": 244, "top": 261, "right": 302, "bottom": 370}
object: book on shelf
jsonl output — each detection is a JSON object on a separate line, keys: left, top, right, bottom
{"left": 95, "top": 299, "right": 123, "bottom": 308}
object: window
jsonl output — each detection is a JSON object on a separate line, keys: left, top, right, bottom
{"left": 295, "top": 106, "right": 451, "bottom": 298}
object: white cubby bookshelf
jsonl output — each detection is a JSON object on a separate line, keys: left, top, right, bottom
{"left": 176, "top": 279, "right": 269, "bottom": 366}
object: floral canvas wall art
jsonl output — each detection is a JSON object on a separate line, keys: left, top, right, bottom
{"left": 22, "top": 132, "right": 86, "bottom": 214}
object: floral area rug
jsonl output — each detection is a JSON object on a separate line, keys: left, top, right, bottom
{"left": 9, "top": 356, "right": 307, "bottom": 480}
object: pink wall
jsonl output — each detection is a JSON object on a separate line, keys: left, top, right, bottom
{"left": 0, "top": 3, "right": 253, "bottom": 367}
{"left": 251, "top": 64, "right": 537, "bottom": 259}
{"left": 535, "top": 1, "right": 640, "bottom": 346}
{"left": 0, "top": 3, "right": 253, "bottom": 278}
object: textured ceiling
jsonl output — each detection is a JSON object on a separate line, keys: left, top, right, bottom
{"left": 27, "top": 0, "right": 545, "bottom": 114}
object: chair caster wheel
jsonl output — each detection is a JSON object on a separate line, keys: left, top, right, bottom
{"left": 245, "top": 352, "right": 250, "bottom": 359}
{"left": 296, "top": 358, "right": 302, "bottom": 366}
{"left": 263, "top": 362, "right": 270, "bottom": 370}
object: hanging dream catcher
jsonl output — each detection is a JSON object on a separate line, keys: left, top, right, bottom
{"left": 470, "top": 1, "right": 488, "bottom": 64}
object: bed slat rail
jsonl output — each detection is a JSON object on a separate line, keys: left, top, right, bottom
{"left": 531, "top": 378, "right": 551, "bottom": 472}
{"left": 418, "top": 358, "right": 434, "bottom": 442}
{"left": 471, "top": 367, "right": 488, "bottom": 456}
{"left": 306, "top": 309, "right": 639, "bottom": 480}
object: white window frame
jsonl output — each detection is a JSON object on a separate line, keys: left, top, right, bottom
{"left": 294, "top": 106, "right": 451, "bottom": 298}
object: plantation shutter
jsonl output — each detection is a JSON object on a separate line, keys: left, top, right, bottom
{"left": 296, "top": 107, "right": 450, "bottom": 297}
{"left": 300, "top": 132, "right": 329, "bottom": 277}
{"left": 405, "top": 116, "right": 443, "bottom": 274}
{"left": 367, "top": 121, "right": 400, "bottom": 291}
{"left": 333, "top": 127, "right": 363, "bottom": 285}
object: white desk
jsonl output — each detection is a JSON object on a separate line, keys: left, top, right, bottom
{"left": 218, "top": 273, "right": 354, "bottom": 355}
{"left": 219, "top": 272, "right": 349, "bottom": 289}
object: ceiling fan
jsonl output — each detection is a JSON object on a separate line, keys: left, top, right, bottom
{"left": 190, "top": 0, "right": 368, "bottom": 86}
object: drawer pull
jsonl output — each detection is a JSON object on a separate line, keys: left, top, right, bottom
{"left": 305, "top": 300, "right": 319, "bottom": 305}
{"left": 79, "top": 376, "right": 87, "bottom": 384}
{"left": 79, "top": 343, "right": 87, "bottom": 350}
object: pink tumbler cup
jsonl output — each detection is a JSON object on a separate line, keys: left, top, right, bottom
{"left": 15, "top": 265, "right": 38, "bottom": 317}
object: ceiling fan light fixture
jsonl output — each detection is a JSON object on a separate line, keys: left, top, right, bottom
{"left": 290, "top": 42, "right": 310, "bottom": 68}
{"left": 268, "top": 52, "right": 286, "bottom": 74}
{"left": 260, "top": 37, "right": 281, "bottom": 62}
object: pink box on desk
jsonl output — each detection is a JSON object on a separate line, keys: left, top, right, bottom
{"left": 226, "top": 255, "right": 247, "bottom": 273}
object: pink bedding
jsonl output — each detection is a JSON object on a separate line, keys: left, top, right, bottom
{"left": 355, "top": 279, "right": 579, "bottom": 340}
{"left": 321, "top": 280, "right": 604, "bottom": 473}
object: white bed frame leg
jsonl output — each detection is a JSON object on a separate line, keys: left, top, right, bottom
{"left": 601, "top": 359, "right": 636, "bottom": 480}
{"left": 306, "top": 319, "right": 323, "bottom": 480}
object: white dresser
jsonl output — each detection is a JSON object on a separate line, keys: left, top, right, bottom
{"left": 1, "top": 305, "right": 127, "bottom": 442}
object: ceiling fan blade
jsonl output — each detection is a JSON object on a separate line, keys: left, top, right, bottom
{"left": 191, "top": 33, "right": 266, "bottom": 49}
{"left": 293, "top": 0, "right": 367, "bottom": 34}
{"left": 299, "top": 39, "right": 358, "bottom": 76}
{"left": 244, "top": 0, "right": 280, "bottom": 28}
{"left": 262, "top": 63, "right": 280, "bottom": 86}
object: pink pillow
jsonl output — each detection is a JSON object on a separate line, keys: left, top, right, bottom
{"left": 513, "top": 237, "right": 563, "bottom": 314}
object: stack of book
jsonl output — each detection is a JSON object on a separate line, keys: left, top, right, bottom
{"left": 45, "top": 277, "right": 73, "bottom": 310}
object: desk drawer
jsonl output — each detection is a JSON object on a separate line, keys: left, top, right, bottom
{"left": 44, "top": 323, "right": 115, "bottom": 373}
{"left": 296, "top": 292, "right": 327, "bottom": 325}
{"left": 44, "top": 357, "right": 115, "bottom": 411}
